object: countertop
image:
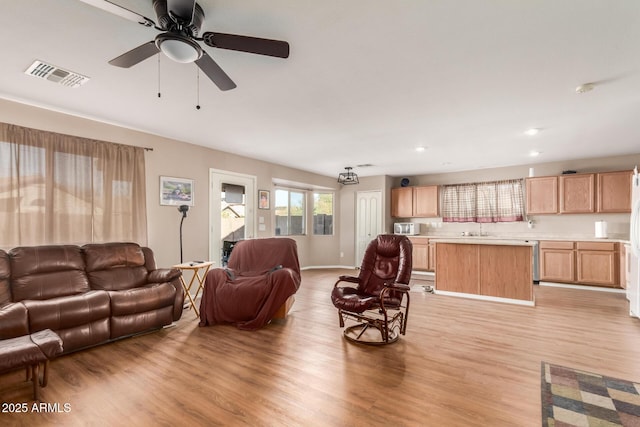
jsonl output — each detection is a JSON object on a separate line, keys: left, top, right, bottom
{"left": 428, "top": 238, "right": 536, "bottom": 247}
{"left": 406, "top": 235, "right": 630, "bottom": 244}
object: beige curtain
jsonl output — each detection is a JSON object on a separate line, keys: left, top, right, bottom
{"left": 0, "top": 123, "right": 147, "bottom": 248}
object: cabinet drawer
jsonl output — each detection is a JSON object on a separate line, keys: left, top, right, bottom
{"left": 576, "top": 242, "right": 618, "bottom": 251}
{"left": 539, "top": 241, "right": 574, "bottom": 250}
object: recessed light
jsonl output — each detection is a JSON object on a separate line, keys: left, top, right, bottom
{"left": 529, "top": 150, "right": 541, "bottom": 157}
{"left": 415, "top": 146, "right": 426, "bottom": 152}
{"left": 524, "top": 128, "right": 540, "bottom": 136}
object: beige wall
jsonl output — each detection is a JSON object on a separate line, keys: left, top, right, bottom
{"left": 0, "top": 98, "right": 342, "bottom": 268}
{"left": 391, "top": 155, "right": 640, "bottom": 240}
{"left": 3, "top": 97, "right": 637, "bottom": 269}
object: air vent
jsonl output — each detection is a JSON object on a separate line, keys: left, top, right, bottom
{"left": 24, "top": 60, "right": 90, "bottom": 88}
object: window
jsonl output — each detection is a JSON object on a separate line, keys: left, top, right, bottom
{"left": 313, "top": 192, "right": 334, "bottom": 235}
{"left": 442, "top": 179, "right": 524, "bottom": 223}
{"left": 275, "top": 189, "right": 305, "bottom": 235}
{"left": 0, "top": 123, "right": 147, "bottom": 247}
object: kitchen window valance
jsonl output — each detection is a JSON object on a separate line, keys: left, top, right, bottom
{"left": 442, "top": 179, "right": 524, "bottom": 223}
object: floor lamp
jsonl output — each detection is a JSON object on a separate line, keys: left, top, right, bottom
{"left": 178, "top": 205, "right": 189, "bottom": 263}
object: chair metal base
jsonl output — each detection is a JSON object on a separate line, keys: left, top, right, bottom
{"left": 343, "top": 323, "right": 400, "bottom": 345}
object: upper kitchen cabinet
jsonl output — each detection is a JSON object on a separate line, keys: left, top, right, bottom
{"left": 525, "top": 176, "right": 558, "bottom": 215}
{"left": 413, "top": 185, "right": 439, "bottom": 217}
{"left": 596, "top": 170, "right": 632, "bottom": 213}
{"left": 391, "top": 187, "right": 413, "bottom": 217}
{"left": 391, "top": 185, "right": 439, "bottom": 218}
{"left": 560, "top": 173, "right": 595, "bottom": 213}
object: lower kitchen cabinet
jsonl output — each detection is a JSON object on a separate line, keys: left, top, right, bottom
{"left": 428, "top": 240, "right": 436, "bottom": 272}
{"left": 409, "top": 238, "right": 429, "bottom": 270}
{"left": 575, "top": 242, "right": 618, "bottom": 287}
{"left": 539, "top": 240, "right": 619, "bottom": 287}
{"left": 539, "top": 241, "right": 575, "bottom": 283}
{"left": 409, "top": 237, "right": 436, "bottom": 272}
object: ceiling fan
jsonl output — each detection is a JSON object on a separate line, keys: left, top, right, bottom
{"left": 79, "top": 0, "right": 290, "bottom": 91}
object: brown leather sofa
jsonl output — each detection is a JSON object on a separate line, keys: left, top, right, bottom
{"left": 0, "top": 242, "right": 184, "bottom": 354}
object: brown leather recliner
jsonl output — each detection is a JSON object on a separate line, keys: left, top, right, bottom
{"left": 10, "top": 245, "right": 113, "bottom": 353}
{"left": 83, "top": 242, "right": 183, "bottom": 339}
{"left": 331, "top": 234, "right": 413, "bottom": 344}
{"left": 199, "top": 238, "right": 301, "bottom": 330}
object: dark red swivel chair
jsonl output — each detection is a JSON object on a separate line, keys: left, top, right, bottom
{"left": 331, "top": 234, "right": 413, "bottom": 344}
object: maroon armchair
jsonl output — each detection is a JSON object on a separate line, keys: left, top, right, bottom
{"left": 199, "top": 238, "right": 301, "bottom": 330}
{"left": 331, "top": 234, "right": 413, "bottom": 344}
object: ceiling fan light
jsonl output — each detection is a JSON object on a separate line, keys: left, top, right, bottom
{"left": 156, "top": 34, "right": 202, "bottom": 63}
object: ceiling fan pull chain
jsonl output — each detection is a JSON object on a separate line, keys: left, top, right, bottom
{"left": 157, "top": 54, "right": 161, "bottom": 98}
{"left": 196, "top": 67, "right": 201, "bottom": 110}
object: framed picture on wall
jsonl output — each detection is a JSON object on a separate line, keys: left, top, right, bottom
{"left": 160, "top": 176, "right": 194, "bottom": 206}
{"left": 258, "top": 190, "right": 270, "bottom": 209}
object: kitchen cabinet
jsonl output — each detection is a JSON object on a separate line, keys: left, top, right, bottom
{"left": 576, "top": 242, "right": 618, "bottom": 287}
{"left": 559, "top": 173, "right": 595, "bottom": 213}
{"left": 624, "top": 244, "right": 631, "bottom": 290}
{"left": 539, "top": 240, "right": 620, "bottom": 287}
{"left": 413, "top": 185, "right": 439, "bottom": 217}
{"left": 526, "top": 170, "right": 631, "bottom": 216}
{"left": 391, "top": 185, "right": 439, "bottom": 218}
{"left": 408, "top": 237, "right": 436, "bottom": 272}
{"left": 539, "top": 241, "right": 575, "bottom": 282}
{"left": 597, "top": 170, "right": 632, "bottom": 213}
{"left": 409, "top": 237, "right": 429, "bottom": 270}
{"left": 428, "top": 240, "right": 436, "bottom": 272}
{"left": 391, "top": 187, "right": 413, "bottom": 218}
{"left": 435, "top": 241, "right": 533, "bottom": 303}
{"left": 525, "top": 176, "right": 558, "bottom": 215}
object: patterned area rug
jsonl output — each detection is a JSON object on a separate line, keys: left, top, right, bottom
{"left": 542, "top": 362, "right": 640, "bottom": 426}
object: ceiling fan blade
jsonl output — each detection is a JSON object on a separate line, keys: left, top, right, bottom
{"left": 195, "top": 52, "right": 236, "bottom": 91}
{"left": 167, "top": 0, "right": 196, "bottom": 24}
{"left": 202, "top": 32, "right": 290, "bottom": 58}
{"left": 78, "top": 0, "right": 155, "bottom": 27}
{"left": 109, "top": 41, "right": 160, "bottom": 67}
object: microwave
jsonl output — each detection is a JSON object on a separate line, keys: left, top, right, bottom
{"left": 394, "top": 223, "right": 415, "bottom": 235}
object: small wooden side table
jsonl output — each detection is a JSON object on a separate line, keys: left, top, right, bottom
{"left": 172, "top": 261, "right": 214, "bottom": 318}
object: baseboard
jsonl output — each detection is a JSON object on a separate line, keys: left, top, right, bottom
{"left": 301, "top": 265, "right": 356, "bottom": 271}
{"left": 434, "top": 290, "right": 536, "bottom": 307}
{"left": 538, "top": 281, "right": 626, "bottom": 294}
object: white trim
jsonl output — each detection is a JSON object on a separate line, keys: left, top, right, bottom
{"left": 412, "top": 271, "right": 435, "bottom": 277}
{"left": 301, "top": 265, "right": 356, "bottom": 271}
{"left": 434, "top": 290, "right": 535, "bottom": 306}
{"left": 538, "top": 281, "right": 626, "bottom": 293}
{"left": 209, "top": 169, "right": 257, "bottom": 266}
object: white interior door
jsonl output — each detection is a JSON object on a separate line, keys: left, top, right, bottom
{"left": 355, "top": 190, "right": 382, "bottom": 267}
{"left": 209, "top": 169, "right": 256, "bottom": 266}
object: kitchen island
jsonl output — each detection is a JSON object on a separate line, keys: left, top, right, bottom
{"left": 433, "top": 239, "right": 535, "bottom": 306}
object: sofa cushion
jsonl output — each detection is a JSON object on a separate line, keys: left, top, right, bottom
{"left": 83, "top": 243, "right": 149, "bottom": 291}
{"left": 0, "top": 303, "right": 29, "bottom": 339}
{"left": 57, "top": 319, "right": 110, "bottom": 354}
{"left": 0, "top": 250, "right": 11, "bottom": 305}
{"left": 9, "top": 245, "right": 90, "bottom": 301}
{"left": 109, "top": 283, "right": 176, "bottom": 316}
{"left": 23, "top": 290, "right": 111, "bottom": 332}
{"left": 83, "top": 242, "right": 145, "bottom": 271}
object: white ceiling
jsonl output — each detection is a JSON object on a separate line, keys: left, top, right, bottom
{"left": 1, "top": 0, "right": 639, "bottom": 179}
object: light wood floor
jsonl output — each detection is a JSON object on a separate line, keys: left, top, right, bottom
{"left": 2, "top": 268, "right": 640, "bottom": 426}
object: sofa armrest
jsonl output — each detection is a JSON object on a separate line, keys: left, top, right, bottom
{"left": 148, "top": 268, "right": 182, "bottom": 284}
